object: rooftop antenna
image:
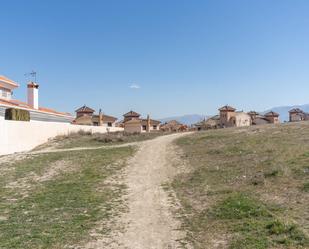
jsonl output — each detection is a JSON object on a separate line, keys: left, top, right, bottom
{"left": 24, "top": 70, "right": 37, "bottom": 83}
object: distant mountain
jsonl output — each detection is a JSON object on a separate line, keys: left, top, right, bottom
{"left": 263, "top": 104, "right": 309, "bottom": 122}
{"left": 159, "top": 114, "right": 208, "bottom": 126}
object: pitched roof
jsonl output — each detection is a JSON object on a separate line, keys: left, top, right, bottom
{"left": 264, "top": 111, "right": 279, "bottom": 117}
{"left": 289, "top": 108, "right": 304, "bottom": 114}
{"left": 92, "top": 114, "right": 117, "bottom": 123}
{"left": 0, "top": 75, "right": 19, "bottom": 87}
{"left": 124, "top": 119, "right": 142, "bottom": 124}
{"left": 102, "top": 114, "right": 118, "bottom": 122}
{"left": 0, "top": 98, "right": 72, "bottom": 117}
{"left": 219, "top": 105, "right": 236, "bottom": 111}
{"left": 123, "top": 110, "right": 141, "bottom": 117}
{"left": 248, "top": 111, "right": 260, "bottom": 115}
{"left": 75, "top": 105, "right": 95, "bottom": 113}
{"left": 141, "top": 119, "right": 161, "bottom": 125}
{"left": 161, "top": 120, "right": 182, "bottom": 128}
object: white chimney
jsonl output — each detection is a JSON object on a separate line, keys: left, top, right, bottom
{"left": 27, "top": 82, "right": 39, "bottom": 109}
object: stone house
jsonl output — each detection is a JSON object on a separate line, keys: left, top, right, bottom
{"left": 73, "top": 105, "right": 117, "bottom": 127}
{"left": 122, "top": 110, "right": 161, "bottom": 133}
{"left": 289, "top": 108, "right": 309, "bottom": 122}
{"left": 160, "top": 120, "right": 187, "bottom": 132}
{"left": 248, "top": 111, "right": 273, "bottom": 125}
{"left": 264, "top": 111, "right": 280, "bottom": 124}
{"left": 194, "top": 115, "right": 220, "bottom": 130}
{"left": 219, "top": 105, "right": 251, "bottom": 128}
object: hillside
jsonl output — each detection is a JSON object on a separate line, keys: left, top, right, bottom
{"left": 172, "top": 122, "right": 309, "bottom": 248}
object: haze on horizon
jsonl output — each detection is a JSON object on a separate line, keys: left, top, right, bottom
{"left": 0, "top": 0, "right": 308, "bottom": 119}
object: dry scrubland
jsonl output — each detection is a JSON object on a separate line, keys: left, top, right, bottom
{"left": 0, "top": 124, "right": 308, "bottom": 249}
{"left": 34, "top": 130, "right": 164, "bottom": 150}
{"left": 0, "top": 146, "right": 134, "bottom": 248}
{"left": 173, "top": 122, "right": 309, "bottom": 249}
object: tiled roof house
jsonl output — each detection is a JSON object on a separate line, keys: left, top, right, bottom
{"left": 0, "top": 75, "right": 73, "bottom": 123}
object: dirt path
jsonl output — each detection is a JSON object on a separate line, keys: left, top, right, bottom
{"left": 85, "top": 133, "right": 190, "bottom": 249}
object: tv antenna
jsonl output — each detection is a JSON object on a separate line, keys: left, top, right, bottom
{"left": 24, "top": 70, "right": 37, "bottom": 83}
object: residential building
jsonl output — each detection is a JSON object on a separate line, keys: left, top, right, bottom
{"left": 264, "top": 111, "right": 280, "bottom": 124}
{"left": 0, "top": 75, "right": 73, "bottom": 123}
{"left": 122, "top": 111, "right": 161, "bottom": 133}
{"left": 289, "top": 108, "right": 309, "bottom": 122}
{"left": 194, "top": 115, "right": 220, "bottom": 130}
{"left": 73, "top": 105, "right": 117, "bottom": 127}
{"left": 160, "top": 120, "right": 187, "bottom": 132}
{"left": 248, "top": 111, "right": 273, "bottom": 125}
{"left": 219, "top": 105, "right": 251, "bottom": 128}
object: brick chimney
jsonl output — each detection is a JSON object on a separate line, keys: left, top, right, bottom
{"left": 146, "top": 114, "right": 151, "bottom": 132}
{"left": 27, "top": 82, "right": 39, "bottom": 109}
{"left": 99, "top": 109, "right": 103, "bottom": 126}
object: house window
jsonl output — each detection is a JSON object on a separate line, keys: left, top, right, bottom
{"left": 142, "top": 125, "right": 147, "bottom": 130}
{"left": 2, "top": 90, "right": 8, "bottom": 98}
{"left": 107, "top": 122, "right": 112, "bottom": 127}
{"left": 153, "top": 125, "right": 157, "bottom": 130}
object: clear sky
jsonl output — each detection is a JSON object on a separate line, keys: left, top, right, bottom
{"left": 1, "top": 0, "right": 309, "bottom": 118}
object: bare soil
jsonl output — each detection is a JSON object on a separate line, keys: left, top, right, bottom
{"left": 83, "top": 133, "right": 191, "bottom": 249}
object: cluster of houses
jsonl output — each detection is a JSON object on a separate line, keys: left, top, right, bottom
{"left": 1, "top": 74, "right": 309, "bottom": 135}
{"left": 194, "top": 105, "right": 302, "bottom": 130}
{"left": 72, "top": 105, "right": 190, "bottom": 133}
{"left": 194, "top": 105, "right": 309, "bottom": 131}
{"left": 194, "top": 105, "right": 280, "bottom": 130}
{"left": 73, "top": 107, "right": 162, "bottom": 133}
{"left": 0, "top": 73, "right": 190, "bottom": 134}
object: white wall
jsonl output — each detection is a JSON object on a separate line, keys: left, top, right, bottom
{"left": 0, "top": 117, "right": 123, "bottom": 155}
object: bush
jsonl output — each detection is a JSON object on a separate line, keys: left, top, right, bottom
{"left": 5, "top": 108, "right": 30, "bottom": 121}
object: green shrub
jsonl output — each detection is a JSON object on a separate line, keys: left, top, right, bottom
{"left": 5, "top": 108, "right": 30, "bottom": 121}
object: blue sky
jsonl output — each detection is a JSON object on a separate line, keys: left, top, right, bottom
{"left": 1, "top": 0, "right": 309, "bottom": 118}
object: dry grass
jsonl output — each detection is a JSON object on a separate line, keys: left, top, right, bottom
{"left": 34, "top": 130, "right": 166, "bottom": 151}
{"left": 172, "top": 122, "right": 309, "bottom": 249}
{"left": 0, "top": 146, "right": 134, "bottom": 248}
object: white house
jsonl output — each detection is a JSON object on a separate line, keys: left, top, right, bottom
{"left": 0, "top": 75, "right": 73, "bottom": 123}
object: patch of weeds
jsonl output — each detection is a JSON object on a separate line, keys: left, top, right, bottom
{"left": 213, "top": 194, "right": 309, "bottom": 248}
{"left": 206, "top": 149, "right": 222, "bottom": 155}
{"left": 302, "top": 182, "right": 309, "bottom": 192}
{"left": 229, "top": 235, "right": 268, "bottom": 249}
{"left": 266, "top": 220, "right": 309, "bottom": 246}
{"left": 214, "top": 193, "right": 270, "bottom": 219}
{"left": 0, "top": 147, "right": 134, "bottom": 248}
{"left": 264, "top": 169, "right": 280, "bottom": 178}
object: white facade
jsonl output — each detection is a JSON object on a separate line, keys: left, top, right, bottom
{"left": 234, "top": 112, "right": 251, "bottom": 127}
{"left": 0, "top": 117, "right": 123, "bottom": 155}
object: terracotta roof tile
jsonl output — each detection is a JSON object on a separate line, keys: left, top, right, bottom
{"left": 0, "top": 75, "right": 19, "bottom": 87}
{"left": 264, "top": 111, "right": 279, "bottom": 117}
{"left": 75, "top": 105, "right": 95, "bottom": 113}
{"left": 289, "top": 108, "right": 304, "bottom": 114}
{"left": 123, "top": 110, "right": 141, "bottom": 117}
{"left": 219, "top": 105, "right": 236, "bottom": 111}
{"left": 0, "top": 98, "right": 72, "bottom": 117}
